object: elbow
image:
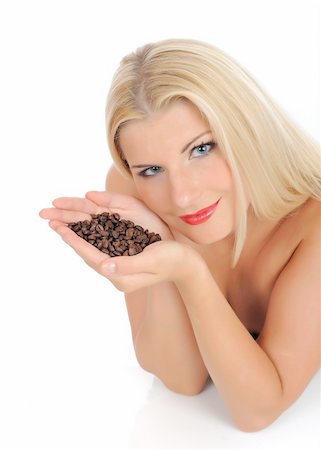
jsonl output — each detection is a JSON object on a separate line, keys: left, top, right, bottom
{"left": 137, "top": 358, "right": 208, "bottom": 396}
{"left": 232, "top": 386, "right": 286, "bottom": 432}
{"left": 136, "top": 355, "right": 154, "bottom": 375}
{"left": 162, "top": 378, "right": 207, "bottom": 396}
{"left": 234, "top": 419, "right": 272, "bottom": 433}
{"left": 233, "top": 410, "right": 282, "bottom": 433}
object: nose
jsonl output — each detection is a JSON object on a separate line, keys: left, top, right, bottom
{"left": 168, "top": 168, "right": 201, "bottom": 211}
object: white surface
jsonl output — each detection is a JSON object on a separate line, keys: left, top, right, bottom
{"left": 0, "top": 1, "right": 320, "bottom": 449}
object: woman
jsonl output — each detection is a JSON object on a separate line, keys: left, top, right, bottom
{"left": 39, "top": 39, "right": 320, "bottom": 431}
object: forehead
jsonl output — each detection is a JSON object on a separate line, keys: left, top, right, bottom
{"left": 118, "top": 101, "right": 209, "bottom": 159}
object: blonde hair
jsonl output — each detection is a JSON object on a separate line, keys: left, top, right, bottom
{"left": 105, "top": 38, "right": 320, "bottom": 266}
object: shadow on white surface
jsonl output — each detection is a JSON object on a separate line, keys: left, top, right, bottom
{"left": 128, "top": 371, "right": 321, "bottom": 450}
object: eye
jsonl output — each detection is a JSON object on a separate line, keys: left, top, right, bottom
{"left": 138, "top": 166, "right": 163, "bottom": 177}
{"left": 190, "top": 141, "right": 216, "bottom": 158}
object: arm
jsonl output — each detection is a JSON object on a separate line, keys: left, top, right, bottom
{"left": 106, "top": 166, "right": 209, "bottom": 394}
{"left": 175, "top": 231, "right": 320, "bottom": 431}
{"left": 133, "top": 281, "right": 209, "bottom": 394}
{"left": 40, "top": 169, "right": 209, "bottom": 395}
{"left": 42, "top": 167, "right": 319, "bottom": 429}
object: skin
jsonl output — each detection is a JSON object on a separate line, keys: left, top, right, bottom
{"left": 39, "top": 100, "right": 320, "bottom": 431}
{"left": 119, "top": 101, "right": 239, "bottom": 247}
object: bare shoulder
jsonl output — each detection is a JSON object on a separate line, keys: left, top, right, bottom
{"left": 105, "top": 164, "right": 140, "bottom": 199}
{"left": 258, "top": 198, "right": 320, "bottom": 410}
{"left": 297, "top": 197, "right": 321, "bottom": 237}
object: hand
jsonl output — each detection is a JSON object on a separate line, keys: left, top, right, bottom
{"left": 61, "top": 233, "right": 199, "bottom": 293}
{"left": 41, "top": 218, "right": 200, "bottom": 294}
{"left": 104, "top": 239, "right": 203, "bottom": 293}
{"left": 39, "top": 190, "right": 173, "bottom": 240}
{"left": 39, "top": 191, "right": 202, "bottom": 292}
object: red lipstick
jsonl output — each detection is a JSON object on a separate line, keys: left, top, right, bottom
{"left": 179, "top": 198, "right": 221, "bottom": 225}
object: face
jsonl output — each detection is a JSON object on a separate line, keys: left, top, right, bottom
{"left": 118, "top": 101, "right": 239, "bottom": 246}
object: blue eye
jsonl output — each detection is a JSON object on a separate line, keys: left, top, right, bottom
{"left": 190, "top": 141, "right": 216, "bottom": 157}
{"left": 138, "top": 166, "right": 163, "bottom": 177}
{"left": 137, "top": 141, "right": 216, "bottom": 178}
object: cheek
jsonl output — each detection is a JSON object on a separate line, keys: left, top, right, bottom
{"left": 134, "top": 182, "right": 166, "bottom": 212}
{"left": 205, "top": 157, "right": 233, "bottom": 191}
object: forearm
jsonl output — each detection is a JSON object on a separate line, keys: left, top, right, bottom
{"left": 134, "top": 280, "right": 209, "bottom": 394}
{"left": 175, "top": 260, "right": 283, "bottom": 430}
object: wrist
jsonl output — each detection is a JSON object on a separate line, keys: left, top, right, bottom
{"left": 173, "top": 247, "right": 215, "bottom": 310}
{"left": 174, "top": 244, "right": 208, "bottom": 283}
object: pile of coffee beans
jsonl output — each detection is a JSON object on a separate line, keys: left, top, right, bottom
{"left": 67, "top": 212, "right": 161, "bottom": 257}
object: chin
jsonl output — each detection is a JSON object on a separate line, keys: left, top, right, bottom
{"left": 188, "top": 233, "right": 230, "bottom": 245}
{"left": 170, "top": 224, "right": 233, "bottom": 247}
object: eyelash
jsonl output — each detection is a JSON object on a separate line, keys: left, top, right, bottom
{"left": 137, "top": 141, "right": 216, "bottom": 178}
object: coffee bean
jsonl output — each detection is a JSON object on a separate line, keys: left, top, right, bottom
{"left": 112, "top": 230, "right": 120, "bottom": 239}
{"left": 67, "top": 212, "right": 161, "bottom": 257}
{"left": 135, "top": 233, "right": 147, "bottom": 243}
{"left": 125, "top": 228, "right": 134, "bottom": 239}
{"left": 128, "top": 246, "right": 138, "bottom": 256}
{"left": 96, "top": 224, "right": 104, "bottom": 233}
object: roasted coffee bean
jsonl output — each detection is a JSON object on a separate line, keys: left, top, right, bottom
{"left": 128, "top": 246, "right": 138, "bottom": 256}
{"left": 125, "top": 228, "right": 134, "bottom": 239}
{"left": 149, "top": 234, "right": 160, "bottom": 244}
{"left": 67, "top": 212, "right": 161, "bottom": 257}
{"left": 96, "top": 224, "right": 104, "bottom": 233}
{"left": 135, "top": 233, "right": 147, "bottom": 243}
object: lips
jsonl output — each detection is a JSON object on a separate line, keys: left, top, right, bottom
{"left": 179, "top": 198, "right": 221, "bottom": 225}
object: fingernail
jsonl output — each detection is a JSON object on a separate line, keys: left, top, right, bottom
{"left": 105, "top": 262, "right": 116, "bottom": 274}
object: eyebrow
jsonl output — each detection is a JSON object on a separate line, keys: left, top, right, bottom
{"left": 130, "top": 130, "right": 212, "bottom": 169}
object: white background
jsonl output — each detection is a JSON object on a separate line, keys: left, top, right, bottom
{"left": 0, "top": 1, "right": 320, "bottom": 449}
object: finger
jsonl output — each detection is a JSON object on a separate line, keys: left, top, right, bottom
{"left": 49, "top": 219, "right": 162, "bottom": 290}
{"left": 49, "top": 219, "right": 156, "bottom": 290}
{"left": 39, "top": 208, "right": 91, "bottom": 223}
{"left": 52, "top": 197, "right": 103, "bottom": 214}
{"left": 85, "top": 190, "right": 136, "bottom": 211}
{"left": 49, "top": 219, "right": 110, "bottom": 268}
{"left": 99, "top": 242, "right": 164, "bottom": 276}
